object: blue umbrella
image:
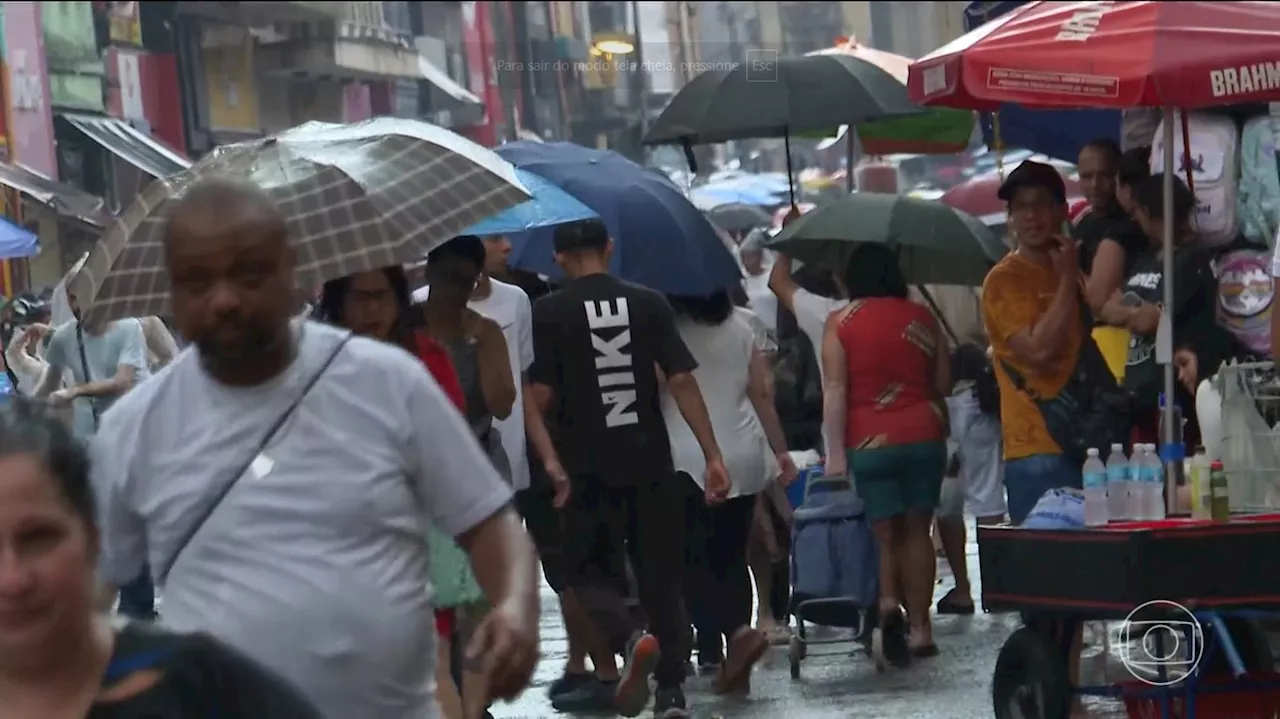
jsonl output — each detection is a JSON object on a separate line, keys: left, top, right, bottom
{"left": 689, "top": 183, "right": 784, "bottom": 210}
{"left": 461, "top": 168, "right": 599, "bottom": 236}
{"left": 0, "top": 217, "right": 38, "bottom": 259}
{"left": 497, "top": 142, "right": 741, "bottom": 296}
{"left": 724, "top": 174, "right": 793, "bottom": 195}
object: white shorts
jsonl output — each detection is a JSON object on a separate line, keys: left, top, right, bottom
{"left": 938, "top": 394, "right": 1007, "bottom": 519}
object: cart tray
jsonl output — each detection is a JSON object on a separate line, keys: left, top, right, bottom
{"left": 978, "top": 514, "right": 1280, "bottom": 616}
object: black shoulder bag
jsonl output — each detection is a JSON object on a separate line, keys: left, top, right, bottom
{"left": 1000, "top": 300, "right": 1130, "bottom": 463}
{"left": 75, "top": 323, "right": 102, "bottom": 430}
{"left": 157, "top": 332, "right": 351, "bottom": 584}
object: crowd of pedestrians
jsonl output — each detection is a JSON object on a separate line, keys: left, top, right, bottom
{"left": 0, "top": 129, "right": 1226, "bottom": 718}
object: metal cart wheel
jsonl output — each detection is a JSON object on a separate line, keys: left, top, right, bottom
{"left": 789, "top": 635, "right": 803, "bottom": 679}
{"left": 992, "top": 626, "right": 1071, "bottom": 719}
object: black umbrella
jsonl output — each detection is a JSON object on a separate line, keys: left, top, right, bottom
{"left": 707, "top": 203, "right": 773, "bottom": 234}
{"left": 643, "top": 55, "right": 919, "bottom": 203}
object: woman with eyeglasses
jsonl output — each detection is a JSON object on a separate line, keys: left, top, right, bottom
{"left": 316, "top": 263, "right": 480, "bottom": 719}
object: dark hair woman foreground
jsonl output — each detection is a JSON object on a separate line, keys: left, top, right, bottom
{"left": 0, "top": 398, "right": 320, "bottom": 718}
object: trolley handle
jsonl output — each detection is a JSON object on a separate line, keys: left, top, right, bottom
{"left": 804, "top": 471, "right": 855, "bottom": 500}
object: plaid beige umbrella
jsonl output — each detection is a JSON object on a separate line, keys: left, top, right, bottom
{"left": 71, "top": 117, "right": 530, "bottom": 324}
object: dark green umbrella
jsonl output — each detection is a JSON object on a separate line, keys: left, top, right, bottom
{"left": 763, "top": 193, "right": 1006, "bottom": 287}
{"left": 643, "top": 55, "right": 921, "bottom": 204}
{"left": 707, "top": 203, "right": 772, "bottom": 234}
{"left": 644, "top": 55, "right": 920, "bottom": 146}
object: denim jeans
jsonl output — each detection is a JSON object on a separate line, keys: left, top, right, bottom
{"left": 117, "top": 570, "right": 157, "bottom": 620}
{"left": 1003, "top": 453, "right": 1082, "bottom": 526}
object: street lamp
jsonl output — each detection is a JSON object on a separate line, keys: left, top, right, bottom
{"left": 591, "top": 33, "right": 635, "bottom": 55}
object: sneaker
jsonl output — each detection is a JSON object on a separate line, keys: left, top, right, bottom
{"left": 614, "top": 633, "right": 660, "bottom": 717}
{"left": 871, "top": 608, "right": 910, "bottom": 671}
{"left": 551, "top": 677, "right": 618, "bottom": 713}
{"left": 653, "top": 686, "right": 690, "bottom": 718}
{"left": 713, "top": 627, "right": 768, "bottom": 694}
{"left": 547, "top": 671, "right": 592, "bottom": 699}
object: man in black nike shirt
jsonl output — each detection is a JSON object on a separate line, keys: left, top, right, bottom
{"left": 529, "top": 219, "right": 729, "bottom": 719}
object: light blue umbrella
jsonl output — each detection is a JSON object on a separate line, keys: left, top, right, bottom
{"left": 0, "top": 217, "right": 38, "bottom": 259}
{"left": 728, "top": 173, "right": 793, "bottom": 195}
{"left": 461, "top": 168, "right": 598, "bottom": 236}
{"left": 689, "top": 183, "right": 784, "bottom": 210}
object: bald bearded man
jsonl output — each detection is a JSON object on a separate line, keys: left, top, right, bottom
{"left": 89, "top": 179, "right": 540, "bottom": 718}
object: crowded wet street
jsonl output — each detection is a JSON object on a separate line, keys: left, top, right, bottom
{"left": 495, "top": 522, "right": 1145, "bottom": 718}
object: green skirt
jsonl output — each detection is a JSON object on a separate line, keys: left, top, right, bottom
{"left": 428, "top": 524, "right": 485, "bottom": 610}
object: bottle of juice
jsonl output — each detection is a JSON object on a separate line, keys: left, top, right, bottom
{"left": 1209, "top": 460, "right": 1231, "bottom": 523}
{"left": 1190, "top": 451, "right": 1210, "bottom": 520}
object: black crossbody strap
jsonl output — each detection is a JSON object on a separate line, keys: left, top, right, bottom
{"left": 998, "top": 283, "right": 1095, "bottom": 399}
{"left": 74, "top": 322, "right": 101, "bottom": 430}
{"left": 157, "top": 332, "right": 352, "bottom": 585}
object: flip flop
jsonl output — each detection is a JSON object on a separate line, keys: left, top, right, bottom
{"left": 935, "top": 588, "right": 976, "bottom": 616}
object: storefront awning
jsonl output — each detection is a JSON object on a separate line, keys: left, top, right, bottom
{"left": 61, "top": 114, "right": 192, "bottom": 178}
{"left": 418, "top": 55, "right": 482, "bottom": 105}
{"left": 0, "top": 162, "right": 110, "bottom": 227}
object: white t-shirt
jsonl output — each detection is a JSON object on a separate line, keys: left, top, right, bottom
{"left": 743, "top": 269, "right": 778, "bottom": 336}
{"left": 414, "top": 279, "right": 534, "bottom": 490}
{"left": 45, "top": 318, "right": 150, "bottom": 439}
{"left": 791, "top": 288, "right": 845, "bottom": 384}
{"left": 661, "top": 313, "right": 777, "bottom": 497}
{"left": 90, "top": 321, "right": 513, "bottom": 719}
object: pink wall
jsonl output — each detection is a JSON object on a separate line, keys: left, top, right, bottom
{"left": 3, "top": 1, "right": 57, "bottom": 178}
{"left": 342, "top": 82, "right": 372, "bottom": 123}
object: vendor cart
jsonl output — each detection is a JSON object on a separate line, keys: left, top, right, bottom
{"left": 979, "top": 515, "right": 1280, "bottom": 719}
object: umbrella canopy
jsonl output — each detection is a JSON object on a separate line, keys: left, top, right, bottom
{"left": 807, "top": 38, "right": 975, "bottom": 155}
{"left": 689, "top": 184, "right": 783, "bottom": 210}
{"left": 908, "top": 1, "right": 1280, "bottom": 109}
{"left": 941, "top": 168, "right": 1082, "bottom": 226}
{"left": 707, "top": 203, "right": 773, "bottom": 234}
{"left": 764, "top": 192, "right": 1005, "bottom": 286}
{"left": 720, "top": 174, "right": 793, "bottom": 195}
{"left": 0, "top": 217, "right": 38, "bottom": 259}
{"left": 643, "top": 54, "right": 921, "bottom": 146}
{"left": 461, "top": 168, "right": 598, "bottom": 236}
{"left": 70, "top": 117, "right": 530, "bottom": 323}
{"left": 497, "top": 142, "right": 741, "bottom": 296}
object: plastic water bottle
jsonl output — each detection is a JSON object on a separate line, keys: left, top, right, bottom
{"left": 1107, "top": 443, "right": 1131, "bottom": 520}
{"left": 1082, "top": 448, "right": 1109, "bottom": 526}
{"left": 1145, "top": 444, "right": 1167, "bottom": 520}
{"left": 1139, "top": 444, "right": 1161, "bottom": 520}
{"left": 1128, "top": 445, "right": 1148, "bottom": 520}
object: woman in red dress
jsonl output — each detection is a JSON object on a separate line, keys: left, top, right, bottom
{"left": 316, "top": 265, "right": 469, "bottom": 719}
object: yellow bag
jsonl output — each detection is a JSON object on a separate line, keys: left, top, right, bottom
{"left": 1091, "top": 325, "right": 1129, "bottom": 383}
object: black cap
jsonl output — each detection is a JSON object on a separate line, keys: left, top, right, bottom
{"left": 996, "top": 160, "right": 1067, "bottom": 204}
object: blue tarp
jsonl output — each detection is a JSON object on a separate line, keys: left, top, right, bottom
{"left": 0, "top": 217, "right": 38, "bottom": 259}
{"left": 964, "top": 1, "right": 1121, "bottom": 162}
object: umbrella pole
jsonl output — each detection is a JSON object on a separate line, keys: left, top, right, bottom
{"left": 784, "top": 130, "right": 795, "bottom": 206}
{"left": 845, "top": 128, "right": 855, "bottom": 193}
{"left": 1159, "top": 107, "right": 1178, "bottom": 516}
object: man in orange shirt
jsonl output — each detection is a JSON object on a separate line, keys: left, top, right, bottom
{"left": 982, "top": 161, "right": 1086, "bottom": 524}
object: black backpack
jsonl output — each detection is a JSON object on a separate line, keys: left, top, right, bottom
{"left": 952, "top": 343, "right": 1000, "bottom": 418}
{"left": 773, "top": 306, "right": 823, "bottom": 450}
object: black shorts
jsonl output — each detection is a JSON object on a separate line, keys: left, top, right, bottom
{"left": 514, "top": 479, "right": 570, "bottom": 593}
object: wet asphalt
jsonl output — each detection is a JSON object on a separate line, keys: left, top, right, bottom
{"left": 490, "top": 519, "right": 1159, "bottom": 719}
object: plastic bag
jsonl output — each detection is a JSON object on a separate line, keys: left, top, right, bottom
{"left": 1218, "top": 362, "right": 1280, "bottom": 509}
{"left": 427, "top": 524, "right": 484, "bottom": 609}
{"left": 1021, "top": 488, "right": 1085, "bottom": 530}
